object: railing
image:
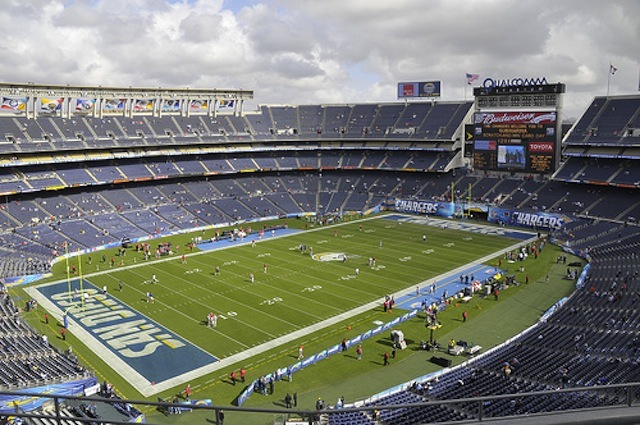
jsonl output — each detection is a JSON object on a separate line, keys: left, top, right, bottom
{"left": 1, "top": 382, "right": 640, "bottom": 425}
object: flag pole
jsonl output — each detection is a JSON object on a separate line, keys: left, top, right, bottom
{"left": 463, "top": 75, "right": 467, "bottom": 102}
{"left": 607, "top": 62, "right": 612, "bottom": 96}
{"left": 468, "top": 183, "right": 472, "bottom": 218}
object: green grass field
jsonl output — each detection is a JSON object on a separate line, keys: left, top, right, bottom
{"left": 14, "top": 213, "right": 581, "bottom": 424}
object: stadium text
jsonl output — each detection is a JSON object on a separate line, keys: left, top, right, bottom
{"left": 395, "top": 200, "right": 439, "bottom": 214}
{"left": 529, "top": 142, "right": 555, "bottom": 152}
{"left": 482, "top": 77, "right": 548, "bottom": 88}
{"left": 51, "top": 289, "right": 186, "bottom": 358}
{"left": 512, "top": 212, "right": 564, "bottom": 230}
{"left": 474, "top": 111, "right": 556, "bottom": 125}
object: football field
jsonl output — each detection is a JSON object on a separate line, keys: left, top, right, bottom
{"left": 26, "top": 214, "right": 534, "bottom": 396}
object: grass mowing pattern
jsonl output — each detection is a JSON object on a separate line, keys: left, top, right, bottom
{"left": 78, "top": 217, "right": 517, "bottom": 360}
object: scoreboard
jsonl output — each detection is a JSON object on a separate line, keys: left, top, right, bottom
{"left": 472, "top": 111, "right": 558, "bottom": 173}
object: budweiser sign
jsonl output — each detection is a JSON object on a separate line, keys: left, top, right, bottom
{"left": 474, "top": 111, "right": 556, "bottom": 125}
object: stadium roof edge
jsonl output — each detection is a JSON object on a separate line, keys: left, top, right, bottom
{"left": 591, "top": 93, "right": 640, "bottom": 101}
{"left": 256, "top": 99, "right": 473, "bottom": 108}
{"left": 0, "top": 81, "right": 254, "bottom": 98}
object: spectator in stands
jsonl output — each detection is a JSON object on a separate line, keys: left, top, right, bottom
{"left": 560, "top": 368, "right": 569, "bottom": 389}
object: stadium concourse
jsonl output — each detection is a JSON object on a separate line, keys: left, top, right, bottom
{"left": 0, "top": 86, "right": 638, "bottom": 423}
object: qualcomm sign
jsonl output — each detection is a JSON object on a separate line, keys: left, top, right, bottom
{"left": 482, "top": 76, "right": 548, "bottom": 88}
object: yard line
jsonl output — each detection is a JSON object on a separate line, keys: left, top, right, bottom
{"left": 125, "top": 266, "right": 284, "bottom": 342}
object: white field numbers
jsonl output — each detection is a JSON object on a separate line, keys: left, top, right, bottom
{"left": 302, "top": 285, "right": 322, "bottom": 292}
{"left": 260, "top": 297, "right": 283, "bottom": 306}
{"left": 218, "top": 311, "right": 237, "bottom": 320}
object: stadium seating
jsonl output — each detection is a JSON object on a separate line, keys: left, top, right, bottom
{"left": 1, "top": 94, "right": 640, "bottom": 423}
{"left": 0, "top": 288, "right": 90, "bottom": 390}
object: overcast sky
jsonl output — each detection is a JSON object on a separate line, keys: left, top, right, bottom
{"left": 1, "top": 0, "right": 638, "bottom": 120}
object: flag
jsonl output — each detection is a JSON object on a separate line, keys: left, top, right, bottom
{"left": 190, "top": 99, "right": 208, "bottom": 110}
{"left": 75, "top": 98, "right": 95, "bottom": 112}
{"left": 218, "top": 99, "right": 234, "bottom": 109}
{"left": 40, "top": 98, "right": 62, "bottom": 113}
{"left": 163, "top": 99, "right": 180, "bottom": 111}
{"left": 1, "top": 97, "right": 26, "bottom": 111}
{"left": 103, "top": 98, "right": 125, "bottom": 111}
{"left": 133, "top": 99, "right": 153, "bottom": 111}
{"left": 610, "top": 64, "right": 618, "bottom": 75}
{"left": 466, "top": 73, "right": 480, "bottom": 85}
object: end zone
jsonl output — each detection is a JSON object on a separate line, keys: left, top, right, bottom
{"left": 25, "top": 280, "right": 219, "bottom": 397}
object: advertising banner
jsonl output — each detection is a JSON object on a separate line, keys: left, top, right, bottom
{"left": 0, "top": 378, "right": 97, "bottom": 414}
{"left": 397, "top": 81, "right": 441, "bottom": 98}
{"left": 394, "top": 199, "right": 455, "bottom": 218}
{"left": 488, "top": 207, "right": 571, "bottom": 230}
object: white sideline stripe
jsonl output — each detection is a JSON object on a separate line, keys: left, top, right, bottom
{"left": 28, "top": 214, "right": 537, "bottom": 396}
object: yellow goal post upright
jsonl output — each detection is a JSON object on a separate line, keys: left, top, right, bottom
{"left": 467, "top": 182, "right": 472, "bottom": 219}
{"left": 78, "top": 248, "right": 85, "bottom": 311}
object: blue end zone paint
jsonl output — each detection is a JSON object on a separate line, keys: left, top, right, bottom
{"left": 394, "top": 263, "right": 500, "bottom": 311}
{"left": 36, "top": 280, "right": 218, "bottom": 383}
{"left": 383, "top": 214, "right": 534, "bottom": 240}
{"left": 197, "top": 228, "right": 301, "bottom": 251}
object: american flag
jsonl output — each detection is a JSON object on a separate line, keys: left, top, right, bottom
{"left": 466, "top": 73, "right": 480, "bottom": 85}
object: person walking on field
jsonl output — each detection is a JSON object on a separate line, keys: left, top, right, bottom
{"left": 285, "top": 393, "right": 292, "bottom": 408}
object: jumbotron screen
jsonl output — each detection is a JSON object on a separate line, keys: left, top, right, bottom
{"left": 472, "top": 111, "right": 558, "bottom": 173}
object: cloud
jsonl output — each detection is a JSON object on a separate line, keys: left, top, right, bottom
{"left": 0, "top": 0, "right": 636, "bottom": 119}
